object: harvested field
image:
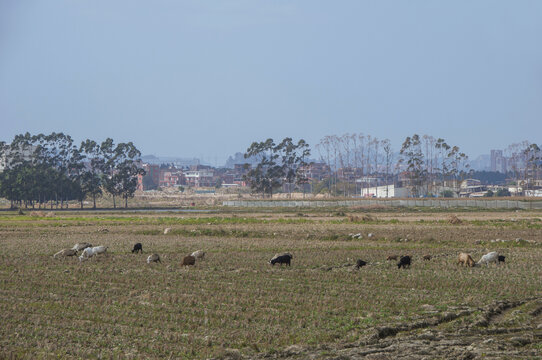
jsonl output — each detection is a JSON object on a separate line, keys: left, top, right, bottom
{"left": 0, "top": 210, "right": 540, "bottom": 359}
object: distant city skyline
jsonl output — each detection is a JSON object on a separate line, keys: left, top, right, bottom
{"left": 2, "top": 1, "right": 541, "bottom": 162}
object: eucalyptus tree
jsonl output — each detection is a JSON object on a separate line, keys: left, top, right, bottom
{"left": 39, "top": 132, "right": 84, "bottom": 208}
{"left": 435, "top": 138, "right": 450, "bottom": 186}
{"left": 294, "top": 139, "right": 311, "bottom": 197}
{"left": 243, "top": 138, "right": 282, "bottom": 198}
{"left": 80, "top": 140, "right": 103, "bottom": 209}
{"left": 523, "top": 143, "right": 541, "bottom": 191}
{"left": 276, "top": 138, "right": 311, "bottom": 197}
{"left": 382, "top": 139, "right": 393, "bottom": 198}
{"left": 506, "top": 141, "right": 530, "bottom": 187}
{"left": 100, "top": 140, "right": 143, "bottom": 208}
{"left": 316, "top": 136, "right": 333, "bottom": 193}
{"left": 399, "top": 134, "right": 426, "bottom": 197}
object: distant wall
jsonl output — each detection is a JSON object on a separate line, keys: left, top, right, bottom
{"left": 223, "top": 199, "right": 542, "bottom": 209}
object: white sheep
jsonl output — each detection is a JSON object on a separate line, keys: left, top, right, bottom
{"left": 191, "top": 250, "right": 205, "bottom": 260}
{"left": 477, "top": 251, "right": 499, "bottom": 266}
{"left": 164, "top": 228, "right": 171, "bottom": 234}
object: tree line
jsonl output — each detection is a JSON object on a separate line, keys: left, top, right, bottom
{"left": 0, "top": 132, "right": 144, "bottom": 209}
{"left": 244, "top": 134, "right": 541, "bottom": 197}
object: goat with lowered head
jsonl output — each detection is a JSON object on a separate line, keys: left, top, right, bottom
{"left": 132, "top": 243, "right": 143, "bottom": 253}
{"left": 182, "top": 255, "right": 196, "bottom": 266}
{"left": 79, "top": 246, "right": 108, "bottom": 262}
{"left": 147, "top": 254, "right": 161, "bottom": 263}
{"left": 477, "top": 251, "right": 499, "bottom": 266}
{"left": 397, "top": 256, "right": 411, "bottom": 269}
{"left": 457, "top": 252, "right": 476, "bottom": 267}
{"left": 270, "top": 253, "right": 293, "bottom": 266}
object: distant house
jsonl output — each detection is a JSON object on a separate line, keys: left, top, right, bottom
{"left": 137, "top": 164, "right": 161, "bottom": 191}
{"left": 185, "top": 169, "right": 214, "bottom": 187}
{"left": 459, "top": 179, "right": 486, "bottom": 197}
{"left": 298, "top": 162, "right": 331, "bottom": 182}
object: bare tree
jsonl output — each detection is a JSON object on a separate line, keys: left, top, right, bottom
{"left": 382, "top": 139, "right": 393, "bottom": 198}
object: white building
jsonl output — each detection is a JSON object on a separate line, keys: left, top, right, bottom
{"left": 184, "top": 169, "right": 214, "bottom": 187}
{"left": 360, "top": 184, "right": 410, "bottom": 198}
{"left": 525, "top": 189, "right": 542, "bottom": 197}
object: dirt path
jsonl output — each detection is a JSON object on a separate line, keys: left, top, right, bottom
{"left": 216, "top": 297, "right": 542, "bottom": 360}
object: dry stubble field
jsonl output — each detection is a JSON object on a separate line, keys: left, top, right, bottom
{"left": 0, "top": 209, "right": 541, "bottom": 359}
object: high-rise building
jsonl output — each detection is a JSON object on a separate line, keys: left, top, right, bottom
{"left": 490, "top": 150, "right": 507, "bottom": 173}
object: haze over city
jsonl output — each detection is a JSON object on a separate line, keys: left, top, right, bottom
{"left": 1, "top": 1, "right": 541, "bottom": 165}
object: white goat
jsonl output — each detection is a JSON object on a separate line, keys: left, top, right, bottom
{"left": 477, "top": 251, "right": 499, "bottom": 266}
{"left": 79, "top": 246, "right": 108, "bottom": 262}
{"left": 164, "top": 228, "right": 171, "bottom": 234}
{"left": 92, "top": 246, "right": 108, "bottom": 255}
{"left": 147, "top": 254, "right": 161, "bottom": 263}
{"left": 79, "top": 247, "right": 95, "bottom": 261}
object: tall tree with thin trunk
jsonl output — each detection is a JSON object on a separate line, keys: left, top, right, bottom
{"left": 399, "top": 134, "right": 425, "bottom": 197}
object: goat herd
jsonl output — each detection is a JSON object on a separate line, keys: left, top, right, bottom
{"left": 53, "top": 241, "right": 506, "bottom": 270}
{"left": 53, "top": 242, "right": 206, "bottom": 266}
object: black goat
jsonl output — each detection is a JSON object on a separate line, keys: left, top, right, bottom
{"left": 132, "top": 243, "right": 143, "bottom": 254}
{"left": 356, "top": 259, "right": 367, "bottom": 269}
{"left": 270, "top": 253, "right": 292, "bottom": 266}
{"left": 498, "top": 255, "right": 506, "bottom": 264}
{"left": 397, "top": 256, "right": 411, "bottom": 269}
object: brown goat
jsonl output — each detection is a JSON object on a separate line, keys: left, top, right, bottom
{"left": 387, "top": 255, "right": 398, "bottom": 261}
{"left": 181, "top": 255, "right": 196, "bottom": 266}
{"left": 457, "top": 252, "right": 475, "bottom": 267}
{"left": 423, "top": 255, "right": 432, "bottom": 261}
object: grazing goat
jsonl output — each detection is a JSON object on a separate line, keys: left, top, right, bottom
{"left": 191, "top": 250, "right": 205, "bottom": 260}
{"left": 79, "top": 247, "right": 95, "bottom": 261}
{"left": 72, "top": 243, "right": 92, "bottom": 252}
{"left": 147, "top": 254, "right": 161, "bottom": 263}
{"left": 270, "top": 253, "right": 292, "bottom": 266}
{"left": 182, "top": 255, "right": 196, "bottom": 266}
{"left": 79, "top": 246, "right": 108, "bottom": 262}
{"left": 54, "top": 248, "right": 78, "bottom": 258}
{"left": 423, "top": 255, "right": 432, "bottom": 261}
{"left": 164, "top": 228, "right": 171, "bottom": 235}
{"left": 457, "top": 252, "right": 476, "bottom": 267}
{"left": 387, "top": 255, "right": 398, "bottom": 261}
{"left": 356, "top": 259, "right": 367, "bottom": 269}
{"left": 397, "top": 256, "right": 411, "bottom": 269}
{"left": 498, "top": 255, "right": 506, "bottom": 264}
{"left": 93, "top": 246, "right": 108, "bottom": 255}
{"left": 132, "top": 243, "right": 143, "bottom": 254}
{"left": 477, "top": 251, "right": 499, "bottom": 266}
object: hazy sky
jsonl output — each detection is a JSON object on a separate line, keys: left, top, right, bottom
{"left": 1, "top": 1, "right": 541, "bottom": 165}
